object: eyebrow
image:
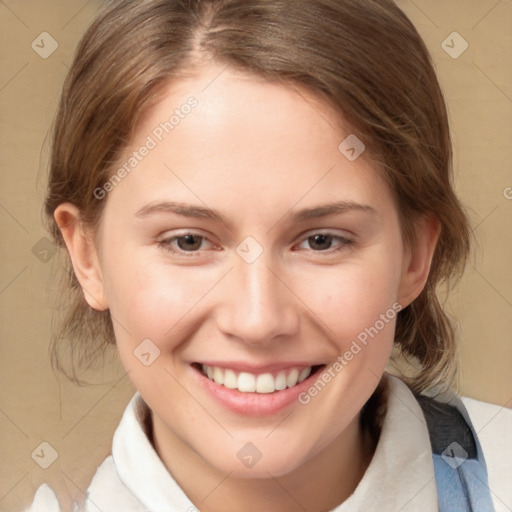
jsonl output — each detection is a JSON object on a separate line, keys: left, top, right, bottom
{"left": 134, "top": 200, "right": 376, "bottom": 229}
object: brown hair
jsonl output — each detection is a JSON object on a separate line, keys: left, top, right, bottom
{"left": 46, "top": 0, "right": 470, "bottom": 391}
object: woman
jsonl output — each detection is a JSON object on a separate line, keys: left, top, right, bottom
{"left": 26, "top": 0, "right": 510, "bottom": 510}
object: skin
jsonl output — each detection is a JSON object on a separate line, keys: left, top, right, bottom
{"left": 56, "top": 63, "right": 439, "bottom": 512}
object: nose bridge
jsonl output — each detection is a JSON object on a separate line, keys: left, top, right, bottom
{"left": 216, "top": 248, "right": 298, "bottom": 345}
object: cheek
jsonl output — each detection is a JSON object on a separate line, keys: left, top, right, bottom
{"left": 296, "top": 251, "right": 402, "bottom": 342}
{"left": 102, "top": 252, "right": 213, "bottom": 344}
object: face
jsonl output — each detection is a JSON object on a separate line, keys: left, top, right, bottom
{"left": 61, "top": 64, "right": 430, "bottom": 480}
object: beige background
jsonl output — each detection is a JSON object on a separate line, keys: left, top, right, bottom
{"left": 0, "top": 1, "right": 511, "bottom": 510}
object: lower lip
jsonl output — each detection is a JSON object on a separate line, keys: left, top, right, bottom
{"left": 192, "top": 365, "right": 324, "bottom": 416}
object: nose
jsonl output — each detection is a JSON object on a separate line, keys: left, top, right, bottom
{"left": 215, "top": 251, "right": 300, "bottom": 347}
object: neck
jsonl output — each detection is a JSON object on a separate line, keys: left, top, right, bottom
{"left": 152, "top": 412, "right": 375, "bottom": 512}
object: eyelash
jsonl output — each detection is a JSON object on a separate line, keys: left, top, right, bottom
{"left": 157, "top": 231, "right": 354, "bottom": 257}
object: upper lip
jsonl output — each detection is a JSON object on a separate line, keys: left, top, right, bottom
{"left": 195, "top": 361, "right": 324, "bottom": 374}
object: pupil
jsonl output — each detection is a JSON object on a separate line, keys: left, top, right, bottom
{"left": 179, "top": 235, "right": 201, "bottom": 251}
{"left": 311, "top": 234, "right": 331, "bottom": 250}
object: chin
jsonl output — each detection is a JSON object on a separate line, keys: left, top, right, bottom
{"left": 201, "top": 439, "right": 314, "bottom": 479}
{"left": 226, "top": 458, "right": 304, "bottom": 480}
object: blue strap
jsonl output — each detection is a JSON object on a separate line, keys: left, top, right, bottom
{"left": 416, "top": 392, "right": 495, "bottom": 511}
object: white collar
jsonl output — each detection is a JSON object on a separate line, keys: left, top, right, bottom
{"left": 112, "top": 393, "right": 196, "bottom": 511}
{"left": 333, "top": 374, "right": 438, "bottom": 510}
{"left": 111, "top": 374, "right": 438, "bottom": 511}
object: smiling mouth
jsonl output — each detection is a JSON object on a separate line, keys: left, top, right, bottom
{"left": 193, "top": 363, "right": 325, "bottom": 394}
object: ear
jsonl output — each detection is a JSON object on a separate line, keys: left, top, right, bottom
{"left": 397, "top": 214, "right": 441, "bottom": 308}
{"left": 54, "top": 203, "right": 108, "bottom": 311}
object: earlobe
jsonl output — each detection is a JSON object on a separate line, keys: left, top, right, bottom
{"left": 398, "top": 215, "right": 441, "bottom": 308}
{"left": 54, "top": 203, "right": 108, "bottom": 311}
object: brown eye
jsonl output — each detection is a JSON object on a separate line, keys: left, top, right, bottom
{"left": 298, "top": 232, "right": 353, "bottom": 253}
{"left": 307, "top": 234, "right": 334, "bottom": 251}
{"left": 158, "top": 232, "right": 211, "bottom": 255}
{"left": 175, "top": 234, "right": 204, "bottom": 251}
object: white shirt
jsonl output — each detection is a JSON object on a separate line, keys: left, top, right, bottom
{"left": 25, "top": 375, "right": 512, "bottom": 511}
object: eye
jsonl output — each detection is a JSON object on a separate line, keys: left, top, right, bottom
{"left": 296, "top": 232, "right": 353, "bottom": 253}
{"left": 158, "top": 232, "right": 213, "bottom": 255}
{"left": 158, "top": 230, "right": 353, "bottom": 258}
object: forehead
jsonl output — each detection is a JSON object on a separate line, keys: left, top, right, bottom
{"left": 104, "top": 64, "right": 395, "bottom": 226}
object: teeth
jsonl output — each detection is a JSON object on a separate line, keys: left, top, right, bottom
{"left": 298, "top": 367, "right": 311, "bottom": 382}
{"left": 213, "top": 366, "right": 224, "bottom": 385}
{"left": 275, "top": 371, "right": 287, "bottom": 391}
{"left": 224, "top": 369, "right": 237, "bottom": 389}
{"left": 201, "top": 364, "right": 313, "bottom": 393}
{"left": 286, "top": 368, "right": 299, "bottom": 388}
{"left": 256, "top": 373, "right": 275, "bottom": 394}
{"left": 238, "top": 372, "right": 256, "bottom": 392}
